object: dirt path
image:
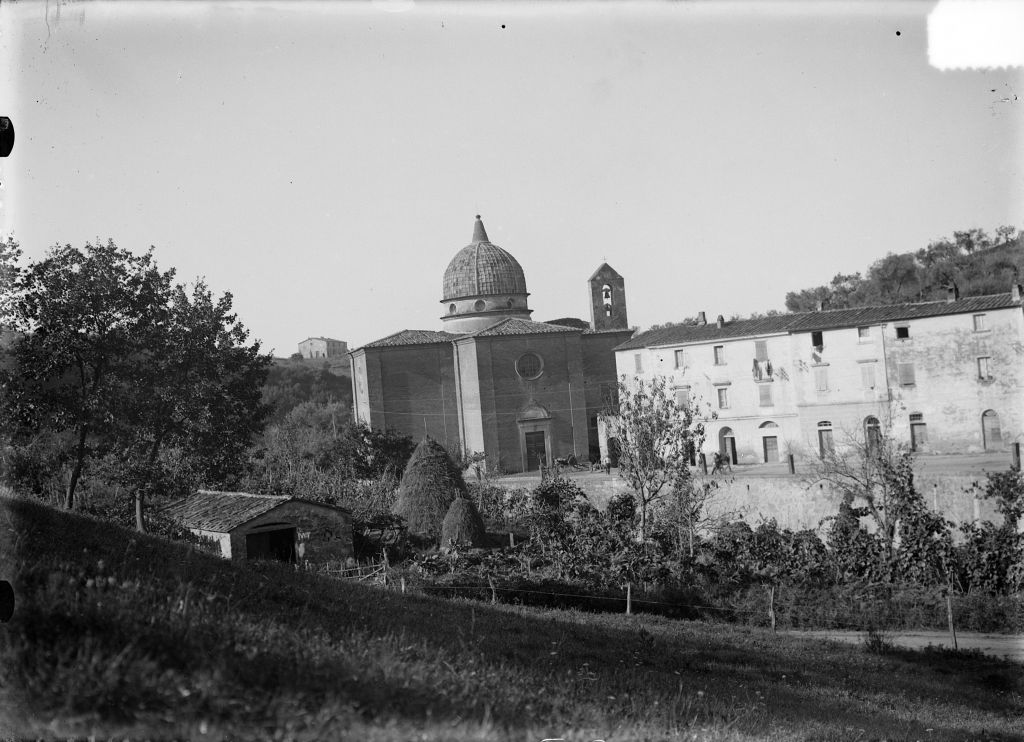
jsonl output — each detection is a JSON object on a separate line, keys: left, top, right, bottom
{"left": 787, "top": 629, "right": 1024, "bottom": 663}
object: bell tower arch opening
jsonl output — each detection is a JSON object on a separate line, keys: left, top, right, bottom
{"left": 589, "top": 263, "right": 628, "bottom": 331}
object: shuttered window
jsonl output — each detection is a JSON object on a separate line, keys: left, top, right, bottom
{"left": 861, "top": 364, "right": 876, "bottom": 390}
{"left": 898, "top": 362, "right": 916, "bottom": 386}
{"left": 758, "top": 384, "right": 773, "bottom": 407}
{"left": 814, "top": 366, "right": 829, "bottom": 392}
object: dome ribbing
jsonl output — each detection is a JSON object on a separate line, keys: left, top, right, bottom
{"left": 442, "top": 216, "right": 528, "bottom": 301}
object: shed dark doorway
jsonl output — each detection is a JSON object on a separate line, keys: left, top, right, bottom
{"left": 246, "top": 527, "right": 296, "bottom": 562}
{"left": 607, "top": 437, "right": 621, "bottom": 468}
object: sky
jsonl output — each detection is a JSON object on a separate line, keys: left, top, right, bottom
{"left": 0, "top": 0, "right": 1021, "bottom": 356}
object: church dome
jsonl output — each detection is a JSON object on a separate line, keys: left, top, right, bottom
{"left": 442, "top": 216, "right": 528, "bottom": 301}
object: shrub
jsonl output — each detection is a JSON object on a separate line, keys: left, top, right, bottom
{"left": 392, "top": 437, "right": 467, "bottom": 542}
{"left": 440, "top": 498, "right": 487, "bottom": 549}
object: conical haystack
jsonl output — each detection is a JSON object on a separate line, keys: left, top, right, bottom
{"left": 440, "top": 497, "right": 487, "bottom": 549}
{"left": 393, "top": 437, "right": 467, "bottom": 541}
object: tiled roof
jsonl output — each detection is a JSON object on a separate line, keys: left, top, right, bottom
{"left": 464, "top": 317, "right": 582, "bottom": 338}
{"left": 616, "top": 293, "right": 1022, "bottom": 351}
{"left": 162, "top": 490, "right": 290, "bottom": 533}
{"left": 442, "top": 217, "right": 528, "bottom": 300}
{"left": 361, "top": 329, "right": 463, "bottom": 348}
{"left": 544, "top": 317, "right": 591, "bottom": 329}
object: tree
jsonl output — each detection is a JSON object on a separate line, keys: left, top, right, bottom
{"left": 117, "top": 281, "right": 271, "bottom": 530}
{"left": 0, "top": 236, "right": 22, "bottom": 323}
{"left": 812, "top": 416, "right": 953, "bottom": 583}
{"left": 605, "top": 376, "right": 708, "bottom": 540}
{"left": 3, "top": 240, "right": 271, "bottom": 529}
{"left": 4, "top": 241, "right": 172, "bottom": 509}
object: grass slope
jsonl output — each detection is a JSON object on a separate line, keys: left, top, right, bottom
{"left": 1, "top": 495, "right": 1021, "bottom": 741}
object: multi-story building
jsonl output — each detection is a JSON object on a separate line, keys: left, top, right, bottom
{"left": 298, "top": 337, "right": 348, "bottom": 359}
{"left": 613, "top": 287, "right": 1024, "bottom": 464}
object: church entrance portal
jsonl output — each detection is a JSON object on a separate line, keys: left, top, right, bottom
{"left": 525, "top": 431, "right": 547, "bottom": 470}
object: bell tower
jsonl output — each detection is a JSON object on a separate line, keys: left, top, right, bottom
{"left": 588, "top": 263, "right": 627, "bottom": 331}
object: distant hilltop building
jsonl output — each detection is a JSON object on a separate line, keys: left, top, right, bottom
{"left": 298, "top": 337, "right": 348, "bottom": 359}
{"left": 348, "top": 215, "right": 633, "bottom": 472}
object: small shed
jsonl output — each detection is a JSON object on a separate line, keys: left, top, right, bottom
{"left": 163, "top": 490, "right": 353, "bottom": 565}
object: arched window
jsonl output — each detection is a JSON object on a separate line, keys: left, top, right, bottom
{"left": 759, "top": 421, "right": 779, "bottom": 462}
{"left": 817, "top": 421, "right": 834, "bottom": 457}
{"left": 982, "top": 410, "right": 1002, "bottom": 451}
{"left": 448, "top": 303, "right": 457, "bottom": 314}
{"left": 718, "top": 427, "right": 736, "bottom": 465}
{"left": 864, "top": 416, "right": 881, "bottom": 453}
{"left": 602, "top": 284, "right": 613, "bottom": 316}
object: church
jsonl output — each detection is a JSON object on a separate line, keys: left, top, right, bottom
{"left": 348, "top": 216, "right": 634, "bottom": 473}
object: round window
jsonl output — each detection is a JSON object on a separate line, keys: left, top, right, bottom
{"left": 473, "top": 299, "right": 486, "bottom": 312}
{"left": 448, "top": 303, "right": 457, "bottom": 314}
{"left": 516, "top": 352, "right": 544, "bottom": 380}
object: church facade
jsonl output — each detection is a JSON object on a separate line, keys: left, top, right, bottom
{"left": 348, "top": 216, "right": 634, "bottom": 473}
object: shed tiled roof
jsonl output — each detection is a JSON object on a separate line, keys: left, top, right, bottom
{"left": 162, "top": 490, "right": 290, "bottom": 533}
{"left": 464, "top": 318, "right": 581, "bottom": 338}
{"left": 616, "top": 293, "right": 1022, "bottom": 351}
{"left": 361, "top": 329, "right": 463, "bottom": 348}
{"left": 442, "top": 217, "right": 528, "bottom": 300}
{"left": 544, "top": 317, "right": 591, "bottom": 329}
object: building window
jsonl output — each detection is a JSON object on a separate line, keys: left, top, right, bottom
{"left": 898, "top": 362, "right": 916, "bottom": 386}
{"left": 865, "top": 416, "right": 881, "bottom": 452}
{"left": 978, "top": 356, "right": 992, "bottom": 380}
{"left": 634, "top": 353, "right": 643, "bottom": 374}
{"left": 717, "top": 387, "right": 729, "bottom": 409}
{"left": 895, "top": 325, "right": 910, "bottom": 340}
{"left": 754, "top": 340, "right": 768, "bottom": 362}
{"left": 473, "top": 299, "right": 486, "bottom": 312}
{"left": 861, "top": 364, "right": 876, "bottom": 390}
{"left": 910, "top": 413, "right": 928, "bottom": 452}
{"left": 602, "top": 284, "right": 613, "bottom": 316}
{"left": 857, "top": 326, "right": 871, "bottom": 341}
{"left": 449, "top": 303, "right": 457, "bottom": 314}
{"left": 811, "top": 331, "right": 824, "bottom": 350}
{"left": 713, "top": 345, "right": 726, "bottom": 365}
{"left": 758, "top": 384, "right": 773, "bottom": 407}
{"left": 973, "top": 314, "right": 986, "bottom": 331}
{"left": 814, "top": 366, "right": 829, "bottom": 392}
{"left": 817, "top": 421, "right": 834, "bottom": 457}
{"left": 515, "top": 352, "right": 544, "bottom": 380}
{"left": 674, "top": 387, "right": 690, "bottom": 407}
{"left": 674, "top": 349, "right": 685, "bottom": 369}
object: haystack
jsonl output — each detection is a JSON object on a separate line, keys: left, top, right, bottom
{"left": 392, "top": 437, "right": 467, "bottom": 541}
{"left": 440, "top": 497, "right": 487, "bottom": 549}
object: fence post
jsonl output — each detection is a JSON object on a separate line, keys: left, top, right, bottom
{"left": 768, "top": 585, "right": 776, "bottom": 632}
{"left": 1013, "top": 442, "right": 1021, "bottom": 470}
{"left": 626, "top": 582, "right": 632, "bottom": 615}
{"left": 787, "top": 454, "right": 795, "bottom": 475}
{"left": 509, "top": 532, "right": 515, "bottom": 548}
{"left": 488, "top": 575, "right": 497, "bottom": 605}
{"left": 946, "top": 585, "right": 958, "bottom": 651}
{"left": 400, "top": 577, "right": 406, "bottom": 595}
{"left": 699, "top": 453, "right": 708, "bottom": 475}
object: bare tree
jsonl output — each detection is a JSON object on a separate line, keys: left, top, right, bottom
{"left": 605, "top": 376, "right": 709, "bottom": 541}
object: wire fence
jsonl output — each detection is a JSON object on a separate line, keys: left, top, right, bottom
{"left": 310, "top": 558, "right": 1020, "bottom": 638}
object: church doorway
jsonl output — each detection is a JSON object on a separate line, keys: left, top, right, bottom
{"left": 524, "top": 431, "right": 547, "bottom": 470}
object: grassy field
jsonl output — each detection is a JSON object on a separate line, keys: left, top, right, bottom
{"left": 1, "top": 495, "right": 1021, "bottom": 741}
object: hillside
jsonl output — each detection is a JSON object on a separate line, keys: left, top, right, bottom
{"left": 785, "top": 228, "right": 1023, "bottom": 312}
{"left": 1, "top": 495, "right": 1021, "bottom": 741}
{"left": 263, "top": 356, "right": 352, "bottom": 423}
